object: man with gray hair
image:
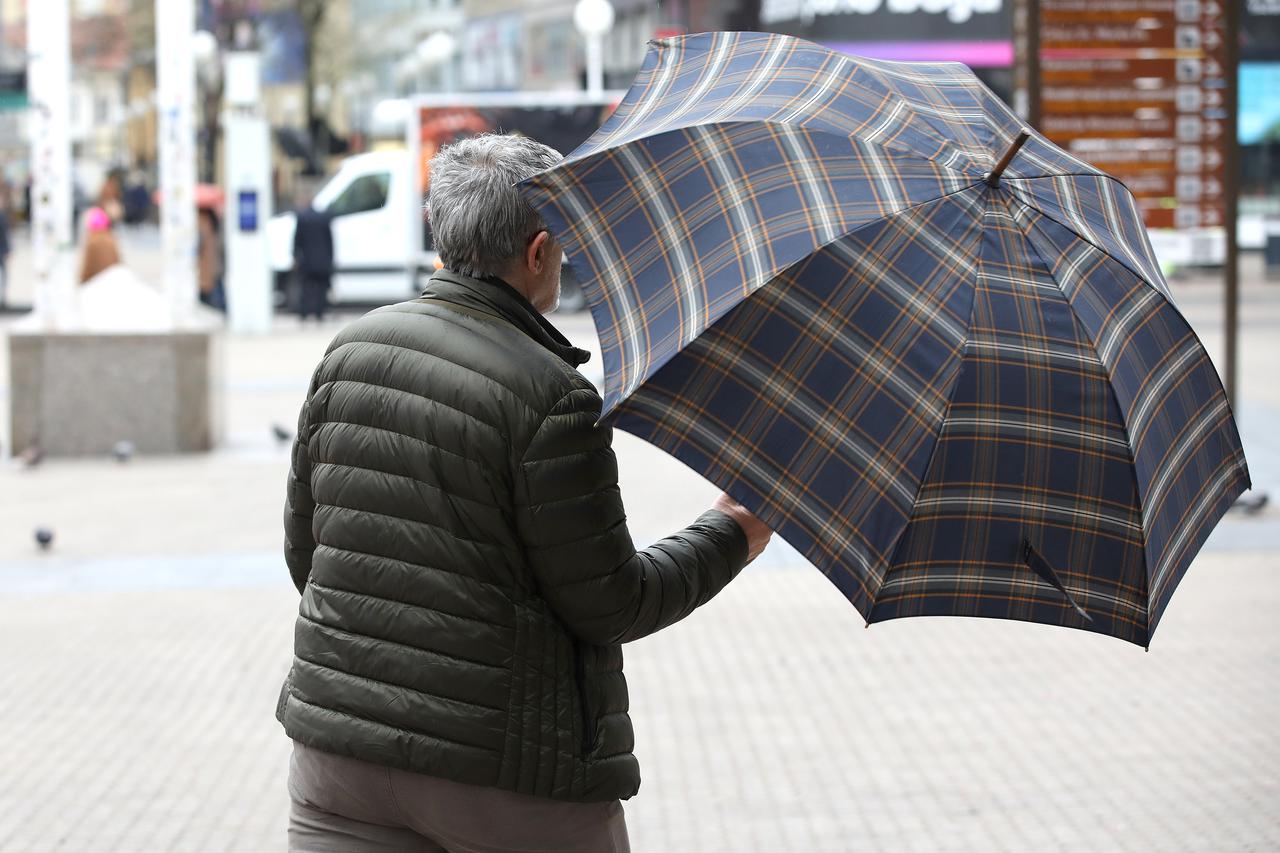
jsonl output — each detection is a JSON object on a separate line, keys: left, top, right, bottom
{"left": 278, "top": 132, "right": 771, "bottom": 851}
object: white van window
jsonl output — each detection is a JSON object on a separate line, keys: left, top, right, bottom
{"left": 327, "top": 172, "right": 391, "bottom": 217}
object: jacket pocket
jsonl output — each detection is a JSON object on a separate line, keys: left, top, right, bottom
{"left": 573, "top": 640, "right": 596, "bottom": 755}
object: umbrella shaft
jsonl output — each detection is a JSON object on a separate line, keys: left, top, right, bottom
{"left": 986, "top": 129, "right": 1031, "bottom": 188}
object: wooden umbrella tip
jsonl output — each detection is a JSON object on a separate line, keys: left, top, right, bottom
{"left": 985, "top": 128, "right": 1032, "bottom": 188}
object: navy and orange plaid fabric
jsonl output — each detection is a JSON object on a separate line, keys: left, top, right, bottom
{"left": 520, "top": 32, "right": 1249, "bottom": 646}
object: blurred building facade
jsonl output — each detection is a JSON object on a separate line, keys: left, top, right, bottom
{"left": 354, "top": 0, "right": 463, "bottom": 103}
{"left": 123, "top": 0, "right": 155, "bottom": 174}
{"left": 0, "top": 0, "right": 1274, "bottom": 240}
{"left": 70, "top": 0, "right": 129, "bottom": 189}
{"left": 1, "top": 0, "right": 131, "bottom": 204}
{"left": 0, "top": 0, "right": 27, "bottom": 191}
{"left": 456, "top": 0, "right": 656, "bottom": 92}
{"left": 1240, "top": 1, "right": 1280, "bottom": 219}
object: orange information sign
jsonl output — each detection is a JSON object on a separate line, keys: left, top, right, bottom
{"left": 1036, "top": 0, "right": 1228, "bottom": 229}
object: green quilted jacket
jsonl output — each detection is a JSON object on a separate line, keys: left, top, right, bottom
{"left": 276, "top": 268, "right": 748, "bottom": 802}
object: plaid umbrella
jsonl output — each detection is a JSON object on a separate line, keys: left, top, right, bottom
{"left": 519, "top": 32, "right": 1250, "bottom": 647}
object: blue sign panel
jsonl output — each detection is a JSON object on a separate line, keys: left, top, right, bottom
{"left": 238, "top": 190, "right": 258, "bottom": 232}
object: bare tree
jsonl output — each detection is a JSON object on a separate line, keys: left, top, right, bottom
{"left": 297, "top": 0, "right": 328, "bottom": 173}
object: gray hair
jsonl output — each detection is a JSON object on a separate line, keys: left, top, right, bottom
{"left": 425, "top": 133, "right": 563, "bottom": 279}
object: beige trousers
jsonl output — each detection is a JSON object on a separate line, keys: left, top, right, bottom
{"left": 287, "top": 741, "right": 630, "bottom": 853}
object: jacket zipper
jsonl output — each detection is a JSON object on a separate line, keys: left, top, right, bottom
{"left": 573, "top": 641, "right": 595, "bottom": 754}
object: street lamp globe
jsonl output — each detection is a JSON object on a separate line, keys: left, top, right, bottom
{"left": 418, "top": 30, "right": 458, "bottom": 67}
{"left": 573, "top": 0, "right": 615, "bottom": 38}
{"left": 371, "top": 98, "right": 410, "bottom": 136}
{"left": 415, "top": 39, "right": 433, "bottom": 66}
{"left": 192, "top": 29, "right": 218, "bottom": 70}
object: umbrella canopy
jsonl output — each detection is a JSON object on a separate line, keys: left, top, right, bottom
{"left": 520, "top": 32, "right": 1250, "bottom": 647}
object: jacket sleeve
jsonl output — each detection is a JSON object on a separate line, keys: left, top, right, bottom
{"left": 516, "top": 385, "right": 749, "bottom": 645}
{"left": 283, "top": 385, "right": 317, "bottom": 594}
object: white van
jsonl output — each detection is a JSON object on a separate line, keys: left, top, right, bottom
{"left": 267, "top": 92, "right": 625, "bottom": 309}
{"left": 267, "top": 150, "right": 424, "bottom": 307}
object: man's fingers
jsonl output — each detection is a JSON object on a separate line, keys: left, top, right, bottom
{"left": 711, "top": 492, "right": 773, "bottom": 562}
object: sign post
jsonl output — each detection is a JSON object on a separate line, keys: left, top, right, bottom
{"left": 156, "top": 0, "right": 199, "bottom": 324}
{"left": 223, "top": 51, "right": 273, "bottom": 334}
{"left": 1223, "top": 0, "right": 1240, "bottom": 406}
{"left": 25, "top": 0, "right": 73, "bottom": 326}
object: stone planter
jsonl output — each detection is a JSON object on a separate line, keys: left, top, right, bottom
{"left": 8, "top": 330, "right": 222, "bottom": 456}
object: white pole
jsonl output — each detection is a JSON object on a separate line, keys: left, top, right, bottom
{"left": 223, "top": 52, "right": 273, "bottom": 334}
{"left": 156, "top": 0, "right": 199, "bottom": 325}
{"left": 26, "top": 0, "right": 73, "bottom": 326}
{"left": 586, "top": 33, "right": 604, "bottom": 99}
{"left": 574, "top": 0, "right": 613, "bottom": 100}
{"left": 444, "top": 57, "right": 457, "bottom": 95}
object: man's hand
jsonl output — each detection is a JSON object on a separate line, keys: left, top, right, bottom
{"left": 711, "top": 493, "right": 773, "bottom": 564}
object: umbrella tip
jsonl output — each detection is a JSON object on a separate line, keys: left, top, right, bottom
{"left": 985, "top": 128, "right": 1031, "bottom": 189}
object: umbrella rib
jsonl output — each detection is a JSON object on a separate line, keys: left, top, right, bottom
{"left": 1004, "top": 192, "right": 1234, "bottom": 491}
{"left": 1018, "top": 193, "right": 1246, "bottom": 634}
{"left": 1000, "top": 192, "right": 1153, "bottom": 639}
{"left": 865, "top": 190, "right": 991, "bottom": 616}
{"left": 999, "top": 173, "right": 1164, "bottom": 289}
{"left": 841, "top": 54, "right": 992, "bottom": 174}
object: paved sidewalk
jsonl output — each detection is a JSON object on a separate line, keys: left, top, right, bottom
{"left": 1, "top": 244, "right": 1277, "bottom": 850}
{"left": 0, "top": 552, "right": 1276, "bottom": 852}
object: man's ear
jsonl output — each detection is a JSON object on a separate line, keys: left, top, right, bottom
{"left": 525, "top": 230, "right": 550, "bottom": 274}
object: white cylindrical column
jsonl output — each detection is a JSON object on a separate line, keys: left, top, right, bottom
{"left": 574, "top": 0, "right": 614, "bottom": 100}
{"left": 586, "top": 34, "right": 604, "bottom": 98}
{"left": 26, "top": 0, "right": 73, "bottom": 326}
{"left": 156, "top": 0, "right": 199, "bottom": 324}
{"left": 223, "top": 51, "right": 273, "bottom": 334}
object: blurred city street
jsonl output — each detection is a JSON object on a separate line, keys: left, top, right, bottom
{"left": 1, "top": 227, "right": 1278, "bottom": 851}
{"left": 2, "top": 1, "right": 1279, "bottom": 850}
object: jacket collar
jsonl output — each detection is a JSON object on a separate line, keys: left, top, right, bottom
{"left": 421, "top": 268, "right": 591, "bottom": 368}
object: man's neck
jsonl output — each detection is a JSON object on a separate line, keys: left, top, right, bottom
{"left": 497, "top": 271, "right": 538, "bottom": 310}
{"left": 494, "top": 269, "right": 547, "bottom": 315}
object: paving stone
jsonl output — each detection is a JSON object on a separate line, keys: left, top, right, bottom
{"left": 3, "top": 553, "right": 1274, "bottom": 851}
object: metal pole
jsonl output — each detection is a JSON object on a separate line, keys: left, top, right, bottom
{"left": 223, "top": 52, "right": 272, "bottom": 334}
{"left": 1223, "top": 0, "right": 1240, "bottom": 406}
{"left": 586, "top": 33, "right": 604, "bottom": 98}
{"left": 25, "top": 0, "right": 72, "bottom": 325}
{"left": 1027, "top": 0, "right": 1041, "bottom": 129}
{"left": 156, "top": 0, "right": 199, "bottom": 324}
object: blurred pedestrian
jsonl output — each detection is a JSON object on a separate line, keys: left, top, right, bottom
{"left": 72, "top": 181, "right": 87, "bottom": 236}
{"left": 278, "top": 133, "right": 772, "bottom": 852}
{"left": 197, "top": 208, "right": 226, "bottom": 312}
{"left": 123, "top": 169, "right": 151, "bottom": 226}
{"left": 0, "top": 190, "right": 10, "bottom": 308}
{"left": 78, "top": 207, "right": 121, "bottom": 284}
{"left": 98, "top": 173, "right": 124, "bottom": 225}
{"left": 292, "top": 196, "right": 333, "bottom": 323}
